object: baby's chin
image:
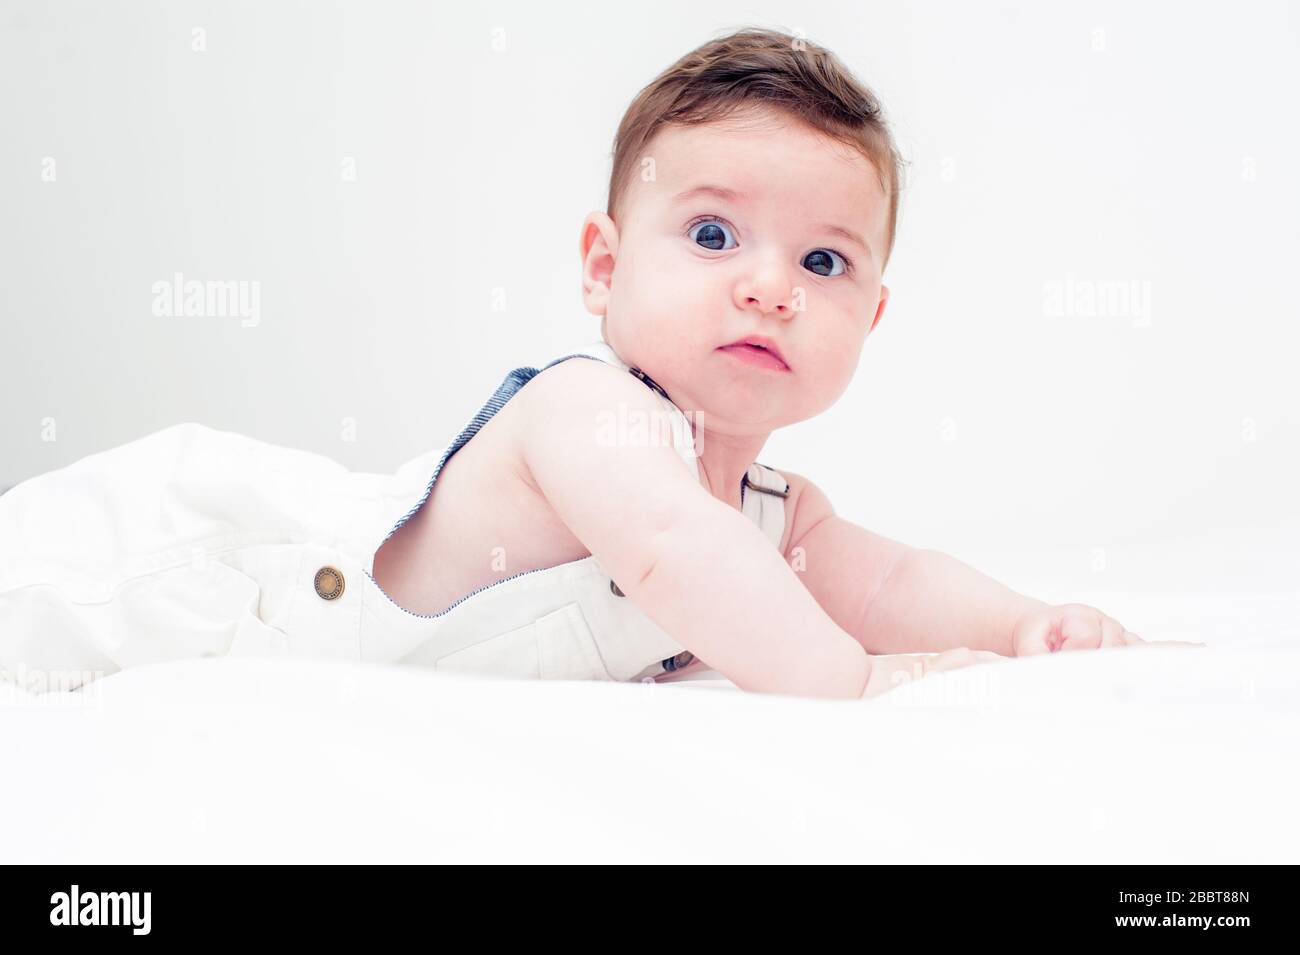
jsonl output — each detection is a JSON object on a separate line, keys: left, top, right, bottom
{"left": 680, "top": 379, "right": 806, "bottom": 432}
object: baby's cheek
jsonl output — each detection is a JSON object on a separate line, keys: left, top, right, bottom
{"left": 617, "top": 255, "right": 689, "bottom": 315}
{"left": 814, "top": 351, "right": 862, "bottom": 408}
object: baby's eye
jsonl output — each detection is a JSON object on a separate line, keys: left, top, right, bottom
{"left": 687, "top": 217, "right": 738, "bottom": 251}
{"left": 803, "top": 249, "right": 851, "bottom": 278}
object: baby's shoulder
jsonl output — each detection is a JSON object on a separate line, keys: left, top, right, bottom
{"left": 488, "top": 352, "right": 672, "bottom": 464}
{"left": 525, "top": 353, "right": 657, "bottom": 404}
{"left": 766, "top": 467, "right": 827, "bottom": 560}
{"left": 511, "top": 354, "right": 677, "bottom": 440}
{"left": 508, "top": 353, "right": 701, "bottom": 501}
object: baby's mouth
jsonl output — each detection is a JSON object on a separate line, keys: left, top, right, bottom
{"left": 717, "top": 337, "right": 791, "bottom": 372}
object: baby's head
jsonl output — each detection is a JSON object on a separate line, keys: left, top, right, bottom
{"left": 580, "top": 28, "right": 904, "bottom": 433}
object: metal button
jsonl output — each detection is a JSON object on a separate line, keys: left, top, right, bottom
{"left": 609, "top": 579, "right": 625, "bottom": 597}
{"left": 662, "top": 650, "right": 694, "bottom": 672}
{"left": 314, "top": 565, "right": 345, "bottom": 600}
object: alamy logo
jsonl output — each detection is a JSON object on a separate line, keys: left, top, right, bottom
{"left": 49, "top": 885, "right": 151, "bottom": 935}
{"left": 594, "top": 403, "right": 704, "bottom": 457}
{"left": 151, "top": 271, "right": 261, "bottom": 327}
{"left": 1042, "top": 273, "right": 1152, "bottom": 326}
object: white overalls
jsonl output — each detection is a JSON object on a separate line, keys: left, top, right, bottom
{"left": 0, "top": 340, "right": 790, "bottom": 691}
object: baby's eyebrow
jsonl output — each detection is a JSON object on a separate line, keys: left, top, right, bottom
{"left": 819, "top": 223, "right": 870, "bottom": 256}
{"left": 671, "top": 183, "right": 748, "bottom": 204}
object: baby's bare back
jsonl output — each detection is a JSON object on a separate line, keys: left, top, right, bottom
{"left": 371, "top": 373, "right": 592, "bottom": 617}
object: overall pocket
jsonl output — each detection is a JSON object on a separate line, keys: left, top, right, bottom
{"left": 433, "top": 602, "right": 613, "bottom": 682}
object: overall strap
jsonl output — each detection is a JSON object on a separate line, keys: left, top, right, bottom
{"left": 741, "top": 462, "right": 790, "bottom": 549}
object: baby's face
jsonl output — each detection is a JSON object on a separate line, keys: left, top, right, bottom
{"left": 583, "top": 106, "right": 891, "bottom": 433}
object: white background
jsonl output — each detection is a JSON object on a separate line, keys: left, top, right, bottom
{"left": 2, "top": 0, "right": 1297, "bottom": 602}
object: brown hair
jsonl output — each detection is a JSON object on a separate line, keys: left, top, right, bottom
{"left": 606, "top": 27, "right": 907, "bottom": 272}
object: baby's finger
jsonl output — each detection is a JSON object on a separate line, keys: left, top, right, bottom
{"left": 1059, "top": 608, "right": 1103, "bottom": 650}
{"left": 1099, "top": 616, "right": 1127, "bottom": 648}
{"left": 1012, "top": 614, "right": 1054, "bottom": 655}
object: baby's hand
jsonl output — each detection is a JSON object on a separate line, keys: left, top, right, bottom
{"left": 1011, "top": 602, "right": 1204, "bottom": 656}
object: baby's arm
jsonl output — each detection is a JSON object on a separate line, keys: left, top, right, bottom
{"left": 781, "top": 471, "right": 1157, "bottom": 657}
{"left": 518, "top": 359, "right": 961, "bottom": 699}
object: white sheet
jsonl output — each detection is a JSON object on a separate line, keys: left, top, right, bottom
{"left": 2, "top": 589, "right": 1296, "bottom": 863}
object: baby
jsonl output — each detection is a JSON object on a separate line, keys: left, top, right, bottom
{"left": 0, "top": 28, "right": 1195, "bottom": 700}
{"left": 369, "top": 28, "right": 1196, "bottom": 698}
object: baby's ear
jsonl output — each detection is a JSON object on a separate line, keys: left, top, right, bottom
{"left": 867, "top": 284, "right": 890, "bottom": 336}
{"left": 579, "top": 211, "right": 619, "bottom": 316}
